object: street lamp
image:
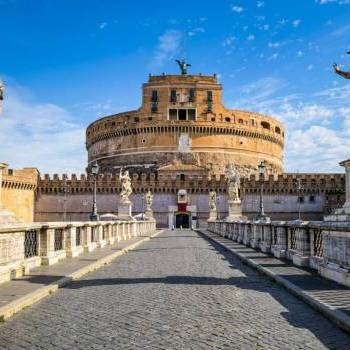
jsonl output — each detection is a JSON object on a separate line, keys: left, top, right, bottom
{"left": 295, "top": 176, "right": 304, "bottom": 223}
{"left": 256, "top": 161, "right": 269, "bottom": 222}
{"left": 90, "top": 162, "right": 100, "bottom": 221}
{"left": 141, "top": 192, "right": 145, "bottom": 220}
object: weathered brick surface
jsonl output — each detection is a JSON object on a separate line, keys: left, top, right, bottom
{"left": 1, "top": 230, "right": 350, "bottom": 349}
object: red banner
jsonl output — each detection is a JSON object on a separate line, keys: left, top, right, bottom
{"left": 178, "top": 203, "right": 187, "bottom": 212}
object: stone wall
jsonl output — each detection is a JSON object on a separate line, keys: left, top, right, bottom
{"left": 1, "top": 165, "right": 38, "bottom": 223}
{"left": 86, "top": 74, "right": 284, "bottom": 176}
{"left": 35, "top": 171, "right": 345, "bottom": 225}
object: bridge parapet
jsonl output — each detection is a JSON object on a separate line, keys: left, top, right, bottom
{"left": 208, "top": 220, "right": 350, "bottom": 288}
{"left": 0, "top": 219, "right": 156, "bottom": 285}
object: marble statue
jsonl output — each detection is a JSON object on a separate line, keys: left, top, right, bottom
{"left": 119, "top": 169, "right": 132, "bottom": 202}
{"left": 226, "top": 163, "right": 240, "bottom": 202}
{"left": 146, "top": 190, "right": 153, "bottom": 210}
{"left": 209, "top": 190, "right": 217, "bottom": 211}
{"left": 333, "top": 51, "right": 350, "bottom": 79}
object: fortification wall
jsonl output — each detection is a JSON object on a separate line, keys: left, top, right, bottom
{"left": 34, "top": 172, "right": 345, "bottom": 225}
{"left": 1, "top": 166, "right": 38, "bottom": 223}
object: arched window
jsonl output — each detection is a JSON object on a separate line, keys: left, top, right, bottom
{"left": 275, "top": 126, "right": 281, "bottom": 134}
{"left": 261, "top": 121, "right": 270, "bottom": 130}
{"left": 225, "top": 117, "right": 231, "bottom": 122}
{"left": 238, "top": 118, "right": 243, "bottom": 124}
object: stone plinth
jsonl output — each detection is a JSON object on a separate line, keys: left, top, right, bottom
{"left": 225, "top": 200, "right": 245, "bottom": 222}
{"left": 145, "top": 209, "right": 154, "bottom": 220}
{"left": 208, "top": 210, "right": 217, "bottom": 222}
{"left": 118, "top": 201, "right": 133, "bottom": 220}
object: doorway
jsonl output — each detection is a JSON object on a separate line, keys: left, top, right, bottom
{"left": 175, "top": 213, "right": 190, "bottom": 228}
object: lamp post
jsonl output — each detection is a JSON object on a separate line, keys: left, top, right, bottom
{"left": 141, "top": 193, "right": 145, "bottom": 220}
{"left": 295, "top": 176, "right": 304, "bottom": 222}
{"left": 90, "top": 162, "right": 100, "bottom": 221}
{"left": 216, "top": 195, "right": 220, "bottom": 220}
{"left": 256, "top": 161, "right": 269, "bottom": 222}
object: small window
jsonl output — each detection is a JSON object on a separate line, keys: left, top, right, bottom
{"left": 238, "top": 118, "right": 243, "bottom": 124}
{"left": 134, "top": 117, "right": 139, "bottom": 122}
{"left": 275, "top": 126, "right": 281, "bottom": 134}
{"left": 261, "top": 121, "right": 270, "bottom": 130}
{"left": 151, "top": 103, "right": 158, "bottom": 113}
{"left": 309, "top": 195, "right": 315, "bottom": 203}
{"left": 211, "top": 117, "right": 216, "bottom": 122}
{"left": 151, "top": 90, "right": 158, "bottom": 102}
{"left": 178, "top": 109, "right": 186, "bottom": 121}
{"left": 180, "top": 174, "right": 185, "bottom": 181}
{"left": 188, "top": 109, "right": 196, "bottom": 121}
{"left": 297, "top": 196, "right": 304, "bottom": 203}
{"left": 189, "top": 89, "right": 195, "bottom": 102}
{"left": 169, "top": 109, "right": 177, "bottom": 120}
{"left": 225, "top": 117, "right": 231, "bottom": 122}
{"left": 251, "top": 119, "right": 255, "bottom": 126}
{"left": 207, "top": 91, "right": 213, "bottom": 102}
{"left": 148, "top": 117, "right": 153, "bottom": 121}
{"left": 170, "top": 89, "right": 177, "bottom": 103}
{"left": 207, "top": 101, "right": 213, "bottom": 113}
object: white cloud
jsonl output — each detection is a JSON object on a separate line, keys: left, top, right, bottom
{"left": 188, "top": 27, "right": 205, "bottom": 36}
{"left": 153, "top": 30, "right": 182, "bottom": 66}
{"left": 99, "top": 22, "right": 108, "bottom": 29}
{"left": 230, "top": 77, "right": 350, "bottom": 172}
{"left": 0, "top": 85, "right": 85, "bottom": 174}
{"left": 257, "top": 1, "right": 264, "bottom": 7}
{"left": 297, "top": 50, "right": 303, "bottom": 57}
{"left": 268, "top": 42, "right": 280, "bottom": 49}
{"left": 231, "top": 5, "right": 244, "bottom": 13}
{"left": 247, "top": 34, "right": 255, "bottom": 41}
{"left": 292, "top": 19, "right": 301, "bottom": 28}
{"left": 316, "top": 0, "right": 350, "bottom": 4}
{"left": 307, "top": 64, "right": 314, "bottom": 70}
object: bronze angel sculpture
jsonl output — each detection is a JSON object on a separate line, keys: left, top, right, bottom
{"left": 333, "top": 51, "right": 350, "bottom": 79}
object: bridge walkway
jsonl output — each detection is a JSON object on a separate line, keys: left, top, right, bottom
{"left": 0, "top": 229, "right": 349, "bottom": 349}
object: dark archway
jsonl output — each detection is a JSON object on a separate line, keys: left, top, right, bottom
{"left": 175, "top": 213, "right": 190, "bottom": 228}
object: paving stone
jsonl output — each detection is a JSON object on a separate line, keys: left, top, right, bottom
{"left": 0, "top": 230, "right": 350, "bottom": 349}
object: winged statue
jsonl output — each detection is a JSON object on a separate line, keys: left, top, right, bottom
{"left": 333, "top": 51, "right": 350, "bottom": 80}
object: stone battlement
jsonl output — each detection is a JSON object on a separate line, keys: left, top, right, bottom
{"left": 37, "top": 172, "right": 345, "bottom": 195}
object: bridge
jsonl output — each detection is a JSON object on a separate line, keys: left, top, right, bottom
{"left": 0, "top": 221, "right": 350, "bottom": 349}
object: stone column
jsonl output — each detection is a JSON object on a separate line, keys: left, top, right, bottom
{"left": 243, "top": 223, "right": 252, "bottom": 246}
{"left": 65, "top": 225, "right": 84, "bottom": 258}
{"left": 293, "top": 227, "right": 311, "bottom": 267}
{"left": 272, "top": 224, "right": 287, "bottom": 258}
{"left": 260, "top": 225, "right": 272, "bottom": 253}
{"left": 251, "top": 223, "right": 262, "bottom": 249}
{"left": 39, "top": 226, "right": 66, "bottom": 265}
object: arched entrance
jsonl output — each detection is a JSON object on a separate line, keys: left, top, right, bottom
{"left": 175, "top": 212, "right": 190, "bottom": 228}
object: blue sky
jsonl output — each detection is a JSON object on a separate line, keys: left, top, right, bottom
{"left": 0, "top": 0, "right": 350, "bottom": 174}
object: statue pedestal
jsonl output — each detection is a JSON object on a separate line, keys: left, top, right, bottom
{"left": 208, "top": 210, "right": 217, "bottom": 222}
{"left": 145, "top": 208, "right": 154, "bottom": 220}
{"left": 225, "top": 200, "right": 245, "bottom": 222}
{"left": 118, "top": 201, "right": 133, "bottom": 220}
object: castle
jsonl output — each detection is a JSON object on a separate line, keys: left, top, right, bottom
{"left": 0, "top": 66, "right": 346, "bottom": 228}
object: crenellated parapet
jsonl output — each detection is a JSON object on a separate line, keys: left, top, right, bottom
{"left": 37, "top": 172, "right": 345, "bottom": 196}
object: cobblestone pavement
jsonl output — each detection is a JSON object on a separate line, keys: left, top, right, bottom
{"left": 1, "top": 230, "right": 350, "bottom": 350}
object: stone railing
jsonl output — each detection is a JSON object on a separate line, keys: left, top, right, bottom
{"left": 0, "top": 220, "right": 156, "bottom": 285}
{"left": 208, "top": 220, "right": 350, "bottom": 288}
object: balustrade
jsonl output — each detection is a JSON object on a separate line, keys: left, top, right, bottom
{"left": 0, "top": 219, "right": 156, "bottom": 285}
{"left": 207, "top": 219, "right": 350, "bottom": 288}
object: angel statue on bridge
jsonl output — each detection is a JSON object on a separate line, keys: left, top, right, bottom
{"left": 333, "top": 51, "right": 350, "bottom": 79}
{"left": 119, "top": 169, "right": 132, "bottom": 203}
{"left": 226, "top": 163, "right": 241, "bottom": 202}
